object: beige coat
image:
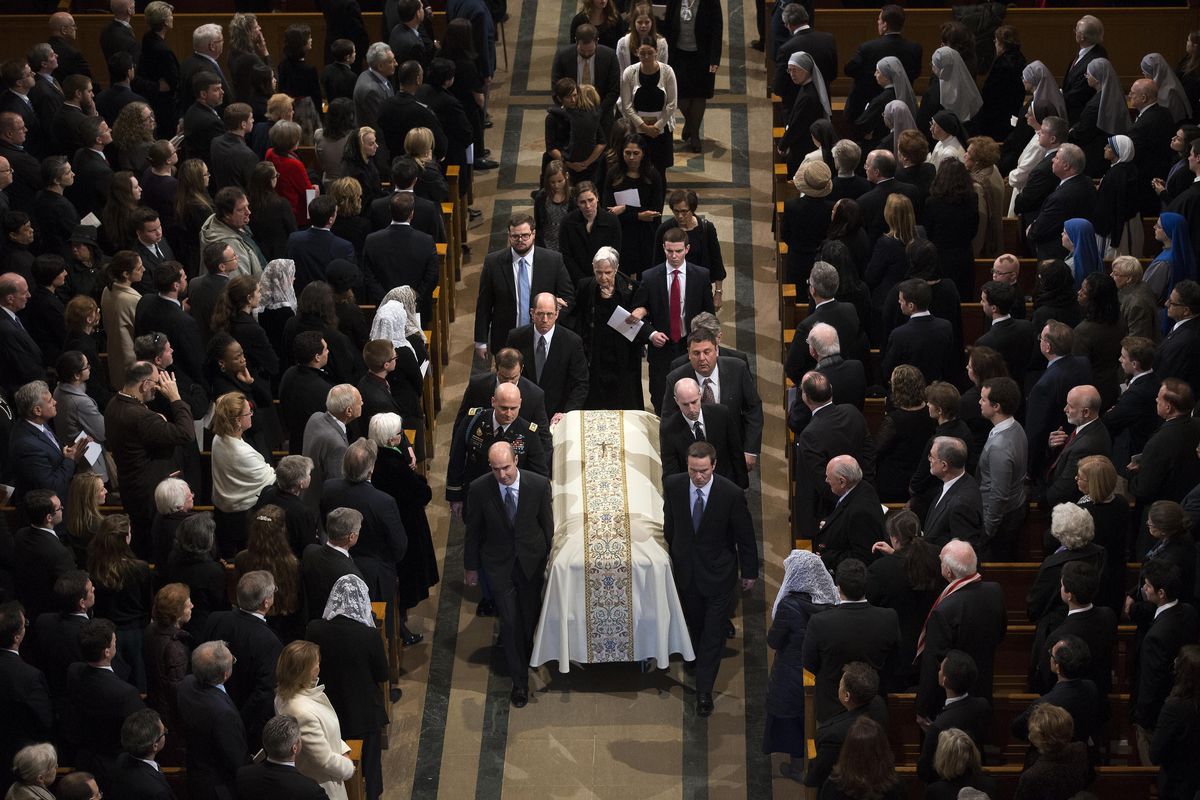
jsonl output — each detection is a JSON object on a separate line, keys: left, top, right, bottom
{"left": 101, "top": 282, "right": 141, "bottom": 389}
{"left": 972, "top": 165, "right": 1006, "bottom": 258}
{"left": 275, "top": 686, "right": 355, "bottom": 800}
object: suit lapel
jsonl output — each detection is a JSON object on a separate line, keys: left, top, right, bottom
{"left": 501, "top": 248, "right": 517, "bottom": 299}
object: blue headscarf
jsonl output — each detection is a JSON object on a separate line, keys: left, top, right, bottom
{"left": 1158, "top": 212, "right": 1197, "bottom": 296}
{"left": 1064, "top": 218, "right": 1100, "bottom": 288}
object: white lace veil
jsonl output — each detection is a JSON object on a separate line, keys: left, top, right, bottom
{"left": 322, "top": 574, "right": 376, "bottom": 628}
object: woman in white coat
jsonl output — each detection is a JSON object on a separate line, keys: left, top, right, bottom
{"left": 274, "top": 639, "right": 356, "bottom": 800}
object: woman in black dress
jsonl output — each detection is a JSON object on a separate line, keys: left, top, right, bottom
{"left": 138, "top": 1, "right": 181, "bottom": 139}
{"left": 1150, "top": 643, "right": 1200, "bottom": 800}
{"left": 1073, "top": 271, "right": 1125, "bottom": 410}
{"left": 575, "top": 246, "right": 646, "bottom": 410}
{"left": 282, "top": 281, "right": 365, "bottom": 385}
{"left": 162, "top": 513, "right": 229, "bottom": 638}
{"left": 765, "top": 549, "right": 838, "bottom": 781}
{"left": 1075, "top": 455, "right": 1131, "bottom": 611}
{"left": 821, "top": 200, "right": 871, "bottom": 277}
{"left": 211, "top": 274, "right": 280, "bottom": 387}
{"left": 662, "top": 0, "right": 722, "bottom": 152}
{"left": 340, "top": 127, "right": 384, "bottom": 208}
{"left": 89, "top": 514, "right": 153, "bottom": 690}
{"left": 246, "top": 162, "right": 296, "bottom": 263}
{"left": 977, "top": 25, "right": 1027, "bottom": 142}
{"left": 1095, "top": 135, "right": 1142, "bottom": 255}
{"left": 560, "top": 180, "right": 622, "bottom": 288}
{"left": 204, "top": 332, "right": 283, "bottom": 458}
{"left": 619, "top": 35, "right": 677, "bottom": 182}
{"left": 278, "top": 24, "right": 322, "bottom": 114}
{"left": 1031, "top": 259, "right": 1082, "bottom": 332}
{"left": 602, "top": 134, "right": 664, "bottom": 277}
{"left": 654, "top": 188, "right": 726, "bottom": 305}
{"left": 924, "top": 158, "right": 980, "bottom": 299}
{"left": 569, "top": 0, "right": 623, "bottom": 50}
{"left": 875, "top": 366, "right": 938, "bottom": 502}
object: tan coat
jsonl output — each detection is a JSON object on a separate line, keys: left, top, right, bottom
{"left": 100, "top": 281, "right": 141, "bottom": 389}
{"left": 275, "top": 686, "right": 355, "bottom": 800}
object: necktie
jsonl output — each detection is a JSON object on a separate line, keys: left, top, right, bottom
{"left": 701, "top": 378, "right": 715, "bottom": 404}
{"left": 692, "top": 487, "right": 704, "bottom": 531}
{"left": 517, "top": 257, "right": 531, "bottom": 327}
{"left": 505, "top": 486, "right": 518, "bottom": 525}
{"left": 669, "top": 269, "right": 682, "bottom": 342}
{"left": 42, "top": 426, "right": 59, "bottom": 449}
{"left": 535, "top": 335, "right": 547, "bottom": 382}
{"left": 693, "top": 420, "right": 705, "bottom": 442}
{"left": 1045, "top": 428, "right": 1079, "bottom": 479}
{"left": 582, "top": 57, "right": 592, "bottom": 87}
{"left": 153, "top": 244, "right": 162, "bottom": 259}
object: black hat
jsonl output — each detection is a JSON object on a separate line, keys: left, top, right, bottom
{"left": 68, "top": 224, "right": 100, "bottom": 247}
{"left": 325, "top": 258, "right": 360, "bottom": 293}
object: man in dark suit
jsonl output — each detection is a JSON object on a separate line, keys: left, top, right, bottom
{"left": 368, "top": 158, "right": 446, "bottom": 242}
{"left": 377, "top": 60, "right": 446, "bottom": 164}
{"left": 177, "top": 25, "right": 230, "bottom": 115}
{"left": 10, "top": 385, "right": 85, "bottom": 508}
{"left": 388, "top": 0, "right": 435, "bottom": 68}
{"left": 182, "top": 72, "right": 225, "bottom": 163}
{"left": 1129, "top": 379, "right": 1200, "bottom": 510}
{"left": 11, "top": 491, "right": 74, "bottom": 621}
{"left": 923, "top": 437, "right": 984, "bottom": 550}
{"left": 977, "top": 280, "right": 1038, "bottom": 387}
{"left": 856, "top": 149, "right": 921, "bottom": 244}
{"left": 783, "top": 261, "right": 866, "bottom": 383}
{"left": 362, "top": 191, "right": 438, "bottom": 314}
{"left": 452, "top": 348, "right": 552, "bottom": 455}
{"left": 661, "top": 330, "right": 763, "bottom": 474}
{"left": 1026, "top": 321, "right": 1094, "bottom": 477}
{"left": 176, "top": 640, "right": 248, "bottom": 800}
{"left": 286, "top": 196, "right": 355, "bottom": 293}
{"left": 505, "top": 293, "right": 588, "bottom": 422}
{"left": 68, "top": 117, "right": 114, "bottom": 220}
{"left": 786, "top": 322, "right": 867, "bottom": 434}
{"left": 0, "top": 61, "right": 48, "bottom": 161}
{"left": 660, "top": 377, "right": 747, "bottom": 488}
{"left": 189, "top": 243, "right": 239, "bottom": 343}
{"left": 802, "top": 662, "right": 888, "bottom": 787}
{"left": 802, "top": 559, "right": 899, "bottom": 724}
{"left": 1105, "top": 337, "right": 1161, "bottom": 476}
{"left": 95, "top": 52, "right": 144, "bottom": 127}
{"left": 1129, "top": 78, "right": 1178, "bottom": 214}
{"left": 1040, "top": 385, "right": 1112, "bottom": 508}
{"left": 774, "top": 5, "right": 837, "bottom": 112}
{"left": 0, "top": 602, "right": 53, "bottom": 797}
{"left": 1130, "top": 559, "right": 1199, "bottom": 763}
{"left": 881, "top": 278, "right": 960, "bottom": 384}
{"left": 131, "top": 209, "right": 176, "bottom": 285}
{"left": 62, "top": 618, "right": 146, "bottom": 779}
{"left": 1061, "top": 15, "right": 1106, "bottom": 123}
{"left": 916, "top": 540, "right": 1008, "bottom": 721}
{"left": 48, "top": 13, "right": 92, "bottom": 83}
{"left": 50, "top": 75, "right": 93, "bottom": 157}
{"left": 915, "top": 650, "right": 991, "bottom": 784}
{"left": 475, "top": 211, "right": 574, "bottom": 360}
{"left": 30, "top": 570, "right": 96, "bottom": 698}
{"left": 202, "top": 572, "right": 284, "bottom": 753}
{"left": 1013, "top": 118, "right": 1066, "bottom": 231}
{"left": 0, "top": 113, "right": 41, "bottom": 212}
{"left": 0, "top": 273, "right": 46, "bottom": 396}
{"left": 135, "top": 261, "right": 205, "bottom": 391}
{"left": 842, "top": 4, "right": 921, "bottom": 121}
{"left": 106, "top": 708, "right": 174, "bottom": 800}
{"left": 27, "top": 47, "right": 64, "bottom": 136}
{"left": 1012, "top": 635, "right": 1102, "bottom": 747}
{"left": 235, "top": 714, "right": 327, "bottom": 799}
{"left": 278, "top": 334, "right": 336, "bottom": 455}
{"left": 300, "top": 507, "right": 366, "bottom": 619}
{"left": 663, "top": 441, "right": 758, "bottom": 716}
{"left": 1034, "top": 561, "right": 1118, "bottom": 696}
{"left": 1157, "top": 280, "right": 1200, "bottom": 393}
{"left": 549, "top": 26, "right": 620, "bottom": 137}
{"left": 210, "top": 103, "right": 259, "bottom": 191}
{"left": 631, "top": 230, "right": 714, "bottom": 414}
{"left": 464, "top": 441, "right": 555, "bottom": 708}
{"left": 816, "top": 456, "right": 886, "bottom": 571}
{"left": 1027, "top": 144, "right": 1097, "bottom": 259}
{"left": 100, "top": 0, "right": 139, "bottom": 65}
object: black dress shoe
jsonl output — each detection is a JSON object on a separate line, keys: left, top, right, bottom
{"left": 477, "top": 598, "right": 497, "bottom": 616}
{"left": 510, "top": 687, "right": 529, "bottom": 708}
{"left": 780, "top": 760, "right": 804, "bottom": 782}
{"left": 725, "top": 621, "right": 736, "bottom": 639}
{"left": 474, "top": 158, "right": 500, "bottom": 170}
{"left": 696, "top": 692, "right": 714, "bottom": 717}
{"left": 401, "top": 631, "right": 424, "bottom": 646}
{"left": 690, "top": 137, "right": 702, "bottom": 153}
{"left": 750, "top": 39, "right": 764, "bottom": 51}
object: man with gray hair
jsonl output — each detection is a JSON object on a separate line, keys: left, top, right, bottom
{"left": 176, "top": 640, "right": 247, "bottom": 800}
{"left": 815, "top": 454, "right": 885, "bottom": 571}
{"left": 0, "top": 272, "right": 45, "bottom": 395}
{"left": 831, "top": 139, "right": 870, "bottom": 200}
{"left": 784, "top": 262, "right": 864, "bottom": 383}
{"left": 302, "top": 384, "right": 363, "bottom": 510}
{"left": 773, "top": 4, "right": 837, "bottom": 112}
{"left": 916, "top": 540, "right": 1007, "bottom": 721}
{"left": 923, "top": 436, "right": 983, "bottom": 549}
{"left": 202, "top": 570, "right": 283, "bottom": 753}
{"left": 787, "top": 322, "right": 866, "bottom": 436}
{"left": 1027, "top": 142, "right": 1097, "bottom": 259}
{"left": 354, "top": 42, "right": 396, "bottom": 128}
{"left": 9, "top": 379, "right": 89, "bottom": 506}
{"left": 301, "top": 506, "right": 365, "bottom": 620}
{"left": 668, "top": 311, "right": 750, "bottom": 371}
{"left": 236, "top": 715, "right": 327, "bottom": 797}
{"left": 106, "top": 708, "right": 173, "bottom": 798}
{"left": 1062, "top": 14, "right": 1106, "bottom": 123}
{"left": 1041, "top": 384, "right": 1110, "bottom": 510}
{"left": 254, "top": 454, "right": 321, "bottom": 557}
{"left": 178, "top": 23, "right": 228, "bottom": 113}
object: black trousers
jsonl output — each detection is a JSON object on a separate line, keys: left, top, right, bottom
{"left": 494, "top": 566, "right": 545, "bottom": 691}
{"left": 648, "top": 340, "right": 687, "bottom": 415}
{"left": 362, "top": 728, "right": 383, "bottom": 800}
{"left": 678, "top": 581, "right": 735, "bottom": 694}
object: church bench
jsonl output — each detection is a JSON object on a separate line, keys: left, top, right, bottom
{"left": 982, "top": 562, "right": 1141, "bottom": 618}
{"left": 894, "top": 763, "right": 1159, "bottom": 800}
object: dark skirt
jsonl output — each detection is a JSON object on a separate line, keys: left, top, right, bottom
{"left": 644, "top": 127, "right": 675, "bottom": 178}
{"left": 213, "top": 507, "right": 249, "bottom": 560}
{"left": 762, "top": 713, "right": 806, "bottom": 756}
{"left": 671, "top": 48, "right": 716, "bottom": 99}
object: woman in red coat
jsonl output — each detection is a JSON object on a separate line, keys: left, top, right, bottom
{"left": 265, "top": 119, "right": 316, "bottom": 226}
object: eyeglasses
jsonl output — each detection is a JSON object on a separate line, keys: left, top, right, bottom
{"left": 239, "top": 409, "right": 255, "bottom": 417}
{"left": 991, "top": 268, "right": 1017, "bottom": 278}
{"left": 508, "top": 231, "right": 533, "bottom": 240}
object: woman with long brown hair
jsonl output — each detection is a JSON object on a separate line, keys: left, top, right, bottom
{"left": 65, "top": 472, "right": 106, "bottom": 567}
{"left": 235, "top": 504, "right": 302, "bottom": 641}
{"left": 143, "top": 582, "right": 193, "bottom": 764}
{"left": 211, "top": 274, "right": 279, "bottom": 383}
{"left": 821, "top": 716, "right": 904, "bottom": 799}
{"left": 174, "top": 158, "right": 213, "bottom": 273}
{"left": 88, "top": 514, "right": 153, "bottom": 689}
{"left": 101, "top": 171, "right": 144, "bottom": 253}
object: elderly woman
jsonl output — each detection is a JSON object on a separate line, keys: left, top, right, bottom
{"left": 150, "top": 476, "right": 194, "bottom": 570}
{"left": 267, "top": 120, "right": 317, "bottom": 227}
{"left": 922, "top": 46, "right": 982, "bottom": 133}
{"left": 139, "top": 1, "right": 180, "bottom": 138}
{"left": 211, "top": 391, "right": 276, "bottom": 558}
{"left": 1075, "top": 455, "right": 1130, "bottom": 611}
{"left": 1014, "top": 704, "right": 1093, "bottom": 800}
{"left": 163, "top": 512, "right": 228, "bottom": 635}
{"left": 143, "top": 582, "right": 192, "bottom": 764}
{"left": 855, "top": 57, "right": 916, "bottom": 149}
{"left": 924, "top": 728, "right": 997, "bottom": 800}
{"left": 5, "top": 743, "right": 58, "bottom": 800}
{"left": 369, "top": 290, "right": 426, "bottom": 458}
{"left": 765, "top": 549, "right": 838, "bottom": 781}
{"left": 879, "top": 100, "right": 918, "bottom": 160}
{"left": 1143, "top": 52, "right": 1194, "bottom": 123}
{"left": 274, "top": 640, "right": 356, "bottom": 799}
{"left": 305, "top": 574, "right": 388, "bottom": 800}
{"left": 573, "top": 246, "right": 647, "bottom": 410}
{"left": 779, "top": 52, "right": 832, "bottom": 175}
{"left": 1070, "top": 58, "right": 1129, "bottom": 178}
{"left": 966, "top": 137, "right": 1004, "bottom": 257}
{"left": 875, "top": 366, "right": 938, "bottom": 502}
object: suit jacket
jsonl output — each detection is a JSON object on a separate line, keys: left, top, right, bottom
{"left": 106, "top": 752, "right": 175, "bottom": 800}
{"left": 303, "top": 615, "right": 388, "bottom": 738}
{"left": 277, "top": 366, "right": 335, "bottom": 454}
{"left": 301, "top": 412, "right": 350, "bottom": 511}
{"left": 67, "top": 147, "right": 113, "bottom": 221}
{"left": 1130, "top": 416, "right": 1200, "bottom": 505}
{"left": 662, "top": 472, "right": 757, "bottom": 598}
{"left": 1013, "top": 678, "right": 1101, "bottom": 745}
{"left": 475, "top": 246, "right": 574, "bottom": 356}
{"left": 352, "top": 69, "right": 392, "bottom": 129}
{"left": 805, "top": 696, "right": 889, "bottom": 788}
{"left": 362, "top": 223, "right": 439, "bottom": 311}
{"left": 104, "top": 394, "right": 195, "bottom": 510}
{"left": 774, "top": 27, "right": 838, "bottom": 111}
{"left": 802, "top": 602, "right": 900, "bottom": 723}
{"left": 796, "top": 403, "right": 876, "bottom": 537}
{"left": 63, "top": 662, "right": 145, "bottom": 772}
{"left": 49, "top": 35, "right": 91, "bottom": 82}
{"left": 1105, "top": 372, "right": 1161, "bottom": 474}
{"left": 451, "top": 372, "right": 552, "bottom": 455}
{"left": 917, "top": 581, "right": 1008, "bottom": 718}
{"left": 1026, "top": 355, "right": 1094, "bottom": 476}
{"left": 1014, "top": 150, "right": 1059, "bottom": 224}
{"left": 300, "top": 543, "right": 365, "bottom": 621}
{"left": 506, "top": 324, "right": 589, "bottom": 418}
{"left": 8, "top": 419, "right": 74, "bottom": 506}
{"left": 1135, "top": 602, "right": 1200, "bottom": 728}
{"left": 95, "top": 84, "right": 145, "bottom": 128}
{"left": 1029, "top": 175, "right": 1098, "bottom": 258}
{"left": 29, "top": 611, "right": 88, "bottom": 696}
{"left": 0, "top": 92, "right": 48, "bottom": 159}
{"left": 1062, "top": 44, "right": 1107, "bottom": 123}
{"left": 12, "top": 526, "right": 75, "bottom": 620}
{"left": 784, "top": 300, "right": 866, "bottom": 383}
{"left": 320, "top": 477, "right": 407, "bottom": 596}
{"left": 367, "top": 190, "right": 445, "bottom": 242}
{"left": 322, "top": 63, "right": 357, "bottom": 105}
{"left": 817, "top": 482, "right": 886, "bottom": 572}
{"left": 924, "top": 473, "right": 984, "bottom": 549}
{"left": 844, "top": 33, "right": 922, "bottom": 120}
{"left": 177, "top": 54, "right": 229, "bottom": 116}
{"left": 201, "top": 609, "right": 283, "bottom": 749}
{"left": 236, "top": 760, "right": 327, "bottom": 800}
{"left": 881, "top": 314, "right": 959, "bottom": 384}
{"left": 631, "top": 261, "right": 714, "bottom": 348}
{"left": 464, "top": 470, "right": 554, "bottom": 590}
{"left": 28, "top": 76, "right": 63, "bottom": 139}
{"left": 659, "top": 404, "right": 747, "bottom": 488}
{"left": 977, "top": 317, "right": 1038, "bottom": 387}
{"left": 134, "top": 293, "right": 205, "bottom": 390}
{"left": 1157, "top": 318, "right": 1200, "bottom": 408}
{"left": 175, "top": 675, "right": 248, "bottom": 800}
{"left": 101, "top": 19, "right": 139, "bottom": 63}
{"left": 377, "top": 90, "right": 446, "bottom": 163}
{"left": 1130, "top": 103, "right": 1177, "bottom": 211}
{"left": 549, "top": 44, "right": 621, "bottom": 128}
{"left": 183, "top": 102, "right": 225, "bottom": 162}
{"left": 1044, "top": 419, "right": 1112, "bottom": 508}
{"left": 210, "top": 133, "right": 260, "bottom": 191}
{"left": 0, "top": 650, "right": 52, "bottom": 782}
{"left": 1034, "top": 605, "right": 1118, "bottom": 696}
{"left": 661, "top": 357, "right": 764, "bottom": 454}
{"left": 917, "top": 695, "right": 992, "bottom": 783}
{"left": 856, "top": 179, "right": 922, "bottom": 243}
{"left": 286, "top": 228, "right": 355, "bottom": 292}
{"left": 0, "top": 311, "right": 45, "bottom": 396}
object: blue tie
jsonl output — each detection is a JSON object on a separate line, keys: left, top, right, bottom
{"left": 692, "top": 487, "right": 704, "bottom": 532}
{"left": 505, "top": 486, "right": 518, "bottom": 525}
{"left": 517, "top": 257, "right": 531, "bottom": 327}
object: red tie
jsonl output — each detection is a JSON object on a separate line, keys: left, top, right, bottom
{"left": 1045, "top": 428, "right": 1079, "bottom": 480}
{"left": 669, "top": 269, "right": 682, "bottom": 342}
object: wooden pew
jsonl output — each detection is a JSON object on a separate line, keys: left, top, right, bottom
{"left": 973, "top": 257, "right": 1037, "bottom": 298}
{"left": 345, "top": 739, "right": 365, "bottom": 800}
{"left": 983, "top": 562, "right": 1141, "bottom": 618}
{"left": 994, "top": 624, "right": 1136, "bottom": 695}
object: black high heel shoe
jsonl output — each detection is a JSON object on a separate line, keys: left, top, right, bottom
{"left": 400, "top": 624, "right": 424, "bottom": 646}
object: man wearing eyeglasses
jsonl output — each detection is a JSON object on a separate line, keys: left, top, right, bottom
{"left": 48, "top": 13, "right": 93, "bottom": 85}
{"left": 106, "top": 709, "right": 173, "bottom": 798}
{"left": 981, "top": 253, "right": 1026, "bottom": 326}
{"left": 1157, "top": 280, "right": 1200, "bottom": 395}
{"left": 11, "top": 490, "right": 75, "bottom": 621}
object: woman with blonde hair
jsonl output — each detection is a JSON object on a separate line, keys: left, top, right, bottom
{"left": 1074, "top": 453, "right": 1128, "bottom": 611}
{"left": 405, "top": 127, "right": 449, "bottom": 203}
{"left": 5, "top": 743, "right": 58, "bottom": 800}
{"left": 340, "top": 126, "right": 382, "bottom": 206}
{"left": 328, "top": 176, "right": 370, "bottom": 256}
{"left": 235, "top": 504, "right": 302, "bottom": 640}
{"left": 864, "top": 193, "right": 916, "bottom": 307}
{"left": 274, "top": 640, "right": 356, "bottom": 799}
{"left": 143, "top": 582, "right": 193, "bottom": 764}
{"left": 228, "top": 12, "right": 269, "bottom": 102}
{"left": 925, "top": 728, "right": 996, "bottom": 799}
{"left": 875, "top": 365, "right": 937, "bottom": 502}
{"left": 210, "top": 391, "right": 276, "bottom": 558}
{"left": 1015, "top": 704, "right": 1092, "bottom": 798}
{"left": 88, "top": 514, "right": 152, "bottom": 689}
{"left": 965, "top": 136, "right": 1004, "bottom": 257}
{"left": 65, "top": 472, "right": 106, "bottom": 566}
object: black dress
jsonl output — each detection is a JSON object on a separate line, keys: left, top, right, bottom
{"left": 977, "top": 48, "right": 1027, "bottom": 142}
{"left": 874, "top": 406, "right": 938, "bottom": 502}
{"left": 924, "top": 196, "right": 980, "bottom": 299}
{"left": 1094, "top": 161, "right": 1140, "bottom": 250}
{"left": 602, "top": 167, "right": 664, "bottom": 278}
{"left": 854, "top": 85, "right": 896, "bottom": 150}
{"left": 162, "top": 549, "right": 230, "bottom": 638}
{"left": 866, "top": 551, "right": 944, "bottom": 690}
{"left": 1068, "top": 93, "right": 1111, "bottom": 179}
{"left": 780, "top": 196, "right": 833, "bottom": 285}
{"left": 764, "top": 593, "right": 830, "bottom": 756}
{"left": 633, "top": 69, "right": 674, "bottom": 178}
{"left": 575, "top": 278, "right": 646, "bottom": 411}
{"left": 138, "top": 32, "right": 180, "bottom": 139}
{"left": 1079, "top": 497, "right": 1131, "bottom": 611}
{"left": 249, "top": 194, "right": 297, "bottom": 263}
{"left": 653, "top": 217, "right": 726, "bottom": 282}
{"left": 568, "top": 12, "right": 622, "bottom": 51}
{"left": 277, "top": 56, "right": 322, "bottom": 114}
{"left": 559, "top": 208, "right": 622, "bottom": 287}
{"left": 372, "top": 444, "right": 439, "bottom": 610}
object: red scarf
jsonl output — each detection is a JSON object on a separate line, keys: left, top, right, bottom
{"left": 914, "top": 573, "right": 982, "bottom": 663}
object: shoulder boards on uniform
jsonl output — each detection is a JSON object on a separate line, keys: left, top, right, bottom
{"left": 467, "top": 407, "right": 481, "bottom": 417}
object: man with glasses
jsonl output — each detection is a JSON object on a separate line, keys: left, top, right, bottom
{"left": 0, "top": 112, "right": 40, "bottom": 210}
{"left": 1025, "top": 321, "right": 1094, "bottom": 478}
{"left": 199, "top": 186, "right": 265, "bottom": 278}
{"left": 0, "top": 60, "right": 47, "bottom": 160}
{"left": 11, "top": 490, "right": 75, "bottom": 621}
{"left": 106, "top": 709, "right": 173, "bottom": 798}
{"left": 189, "top": 243, "right": 241, "bottom": 342}
{"left": 1157, "top": 280, "right": 1200, "bottom": 395}
{"left": 48, "top": 12, "right": 92, "bottom": 84}
{"left": 984, "top": 253, "right": 1026, "bottom": 321}
{"left": 474, "top": 212, "right": 573, "bottom": 362}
